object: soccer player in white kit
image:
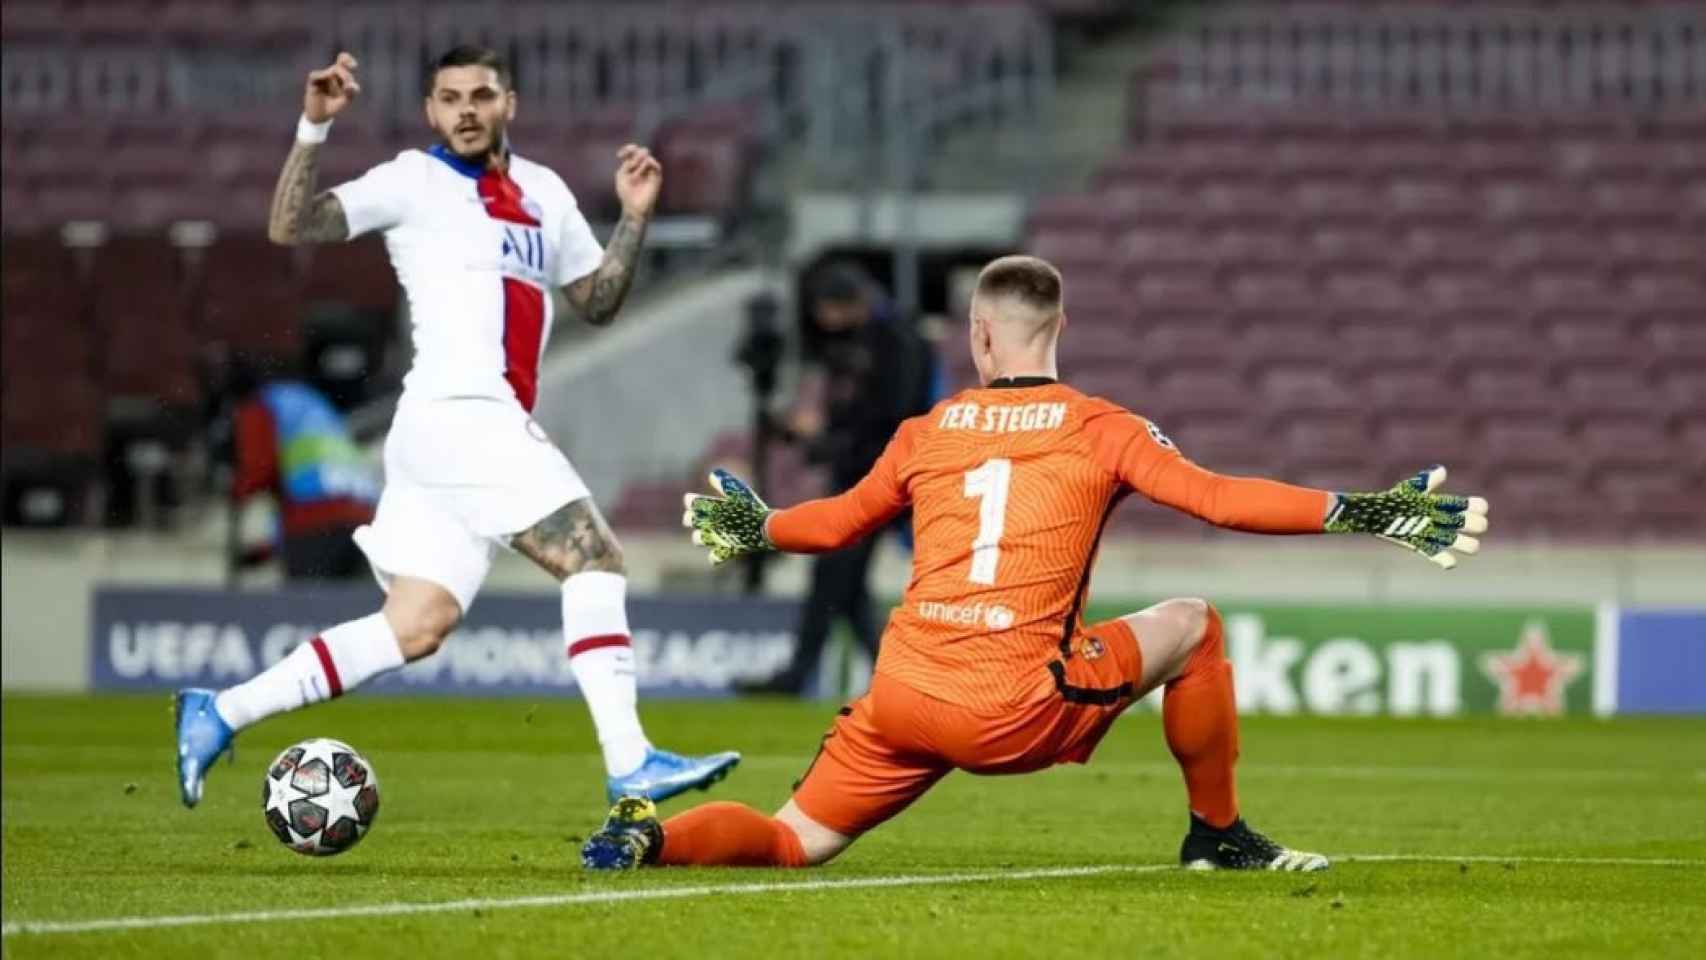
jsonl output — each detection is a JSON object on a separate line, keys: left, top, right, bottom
{"left": 174, "top": 46, "right": 740, "bottom": 808}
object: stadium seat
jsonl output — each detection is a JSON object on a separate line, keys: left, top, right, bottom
{"left": 1291, "top": 181, "right": 1383, "bottom": 226}
{"left": 1386, "top": 178, "right": 1477, "bottom": 227}
{"left": 1577, "top": 416, "right": 1672, "bottom": 472}
{"left": 1481, "top": 418, "right": 1576, "bottom": 473}
{"left": 1205, "top": 227, "right": 1303, "bottom": 271}
{"left": 303, "top": 238, "right": 398, "bottom": 312}
{"left": 1558, "top": 364, "right": 1657, "bottom": 416}
{"left": 198, "top": 233, "right": 305, "bottom": 366}
{"left": 1481, "top": 181, "right": 1586, "bottom": 228}
{"left": 654, "top": 105, "right": 757, "bottom": 218}
{"left": 1306, "top": 225, "right": 1392, "bottom": 271}
{"left": 1257, "top": 364, "right": 1361, "bottom": 417}
{"left": 1102, "top": 182, "right": 1201, "bottom": 225}
{"left": 1460, "top": 366, "right": 1554, "bottom": 419}
{"left": 1119, "top": 224, "right": 1207, "bottom": 270}
{"left": 1031, "top": 226, "right": 1117, "bottom": 275}
{"left": 93, "top": 236, "right": 198, "bottom": 406}
{"left": 1590, "top": 182, "right": 1678, "bottom": 229}
{"left": 1128, "top": 266, "right": 1221, "bottom": 311}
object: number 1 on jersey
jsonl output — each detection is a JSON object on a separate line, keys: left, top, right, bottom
{"left": 963, "top": 458, "right": 1012, "bottom": 585}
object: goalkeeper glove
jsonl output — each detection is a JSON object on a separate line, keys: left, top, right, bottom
{"left": 683, "top": 469, "right": 775, "bottom": 565}
{"left": 1325, "top": 465, "right": 1489, "bottom": 570}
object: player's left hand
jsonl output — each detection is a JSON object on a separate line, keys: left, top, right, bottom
{"left": 683, "top": 469, "right": 774, "bottom": 566}
{"left": 614, "top": 144, "right": 662, "bottom": 219}
{"left": 1325, "top": 465, "right": 1489, "bottom": 569}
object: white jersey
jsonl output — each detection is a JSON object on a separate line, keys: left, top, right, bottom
{"left": 331, "top": 144, "right": 604, "bottom": 411}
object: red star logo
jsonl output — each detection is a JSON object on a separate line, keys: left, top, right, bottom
{"left": 1479, "top": 620, "right": 1584, "bottom": 716}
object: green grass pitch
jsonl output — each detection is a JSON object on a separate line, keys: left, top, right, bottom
{"left": 4, "top": 694, "right": 1703, "bottom": 958}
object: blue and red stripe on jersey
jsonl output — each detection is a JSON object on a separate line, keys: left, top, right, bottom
{"left": 429, "top": 144, "right": 548, "bottom": 411}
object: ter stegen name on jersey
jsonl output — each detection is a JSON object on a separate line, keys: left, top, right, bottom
{"left": 938, "top": 401, "right": 1068, "bottom": 434}
{"left": 498, "top": 220, "right": 549, "bottom": 288}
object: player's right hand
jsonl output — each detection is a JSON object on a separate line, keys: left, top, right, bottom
{"left": 1324, "top": 465, "right": 1489, "bottom": 569}
{"left": 683, "top": 469, "right": 774, "bottom": 565}
{"left": 304, "top": 52, "right": 361, "bottom": 122}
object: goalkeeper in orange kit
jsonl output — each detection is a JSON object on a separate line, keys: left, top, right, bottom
{"left": 582, "top": 255, "right": 1489, "bottom": 872}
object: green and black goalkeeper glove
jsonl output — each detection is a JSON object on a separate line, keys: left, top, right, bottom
{"left": 683, "top": 469, "right": 775, "bottom": 565}
{"left": 1325, "top": 465, "right": 1489, "bottom": 570}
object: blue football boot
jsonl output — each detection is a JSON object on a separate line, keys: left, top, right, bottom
{"left": 173, "top": 688, "right": 234, "bottom": 808}
{"left": 604, "top": 747, "right": 741, "bottom": 804}
{"left": 581, "top": 796, "right": 663, "bottom": 870}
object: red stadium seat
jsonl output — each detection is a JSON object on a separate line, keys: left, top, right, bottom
{"left": 1459, "top": 142, "right": 1549, "bottom": 182}
{"left": 93, "top": 236, "right": 198, "bottom": 405}
{"left": 1307, "top": 225, "right": 1392, "bottom": 271}
{"left": 1119, "top": 224, "right": 1208, "bottom": 270}
{"left": 1204, "top": 227, "right": 1303, "bottom": 270}
{"left": 1128, "top": 266, "right": 1221, "bottom": 311}
{"left": 1290, "top": 180, "right": 1382, "bottom": 226}
{"left": 1320, "top": 268, "right": 1407, "bottom": 310}
{"left": 1, "top": 370, "right": 103, "bottom": 459}
{"left": 1577, "top": 416, "right": 1673, "bottom": 472}
{"left": 1224, "top": 269, "right": 1313, "bottom": 310}
{"left": 1461, "top": 366, "right": 1554, "bottom": 419}
{"left": 303, "top": 238, "right": 398, "bottom": 312}
{"left": 197, "top": 233, "right": 304, "bottom": 365}
{"left": 1102, "top": 182, "right": 1201, "bottom": 225}
{"left": 1257, "top": 364, "right": 1362, "bottom": 416}
{"left": 1197, "top": 182, "right": 1296, "bottom": 227}
{"left": 1027, "top": 192, "right": 1109, "bottom": 230}
{"left": 1363, "top": 141, "right": 1456, "bottom": 180}
{"left": 1030, "top": 226, "right": 1117, "bottom": 275}
{"left": 1624, "top": 270, "right": 1706, "bottom": 306}
{"left": 1591, "top": 182, "right": 1679, "bottom": 229}
{"left": 1605, "top": 228, "right": 1706, "bottom": 272}
{"left": 1386, "top": 178, "right": 1477, "bottom": 227}
{"left": 1481, "top": 418, "right": 1576, "bottom": 473}
{"left": 1399, "top": 225, "right": 1494, "bottom": 276}
{"left": 1558, "top": 364, "right": 1658, "bottom": 416}
{"left": 1481, "top": 181, "right": 1586, "bottom": 228}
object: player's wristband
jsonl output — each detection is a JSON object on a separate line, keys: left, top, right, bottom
{"left": 296, "top": 115, "right": 333, "bottom": 145}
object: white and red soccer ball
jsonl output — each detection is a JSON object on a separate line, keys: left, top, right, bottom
{"left": 262, "top": 738, "right": 380, "bottom": 856}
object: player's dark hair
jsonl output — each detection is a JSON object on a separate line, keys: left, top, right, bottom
{"left": 977, "top": 255, "right": 1062, "bottom": 312}
{"left": 424, "top": 45, "right": 512, "bottom": 95}
{"left": 808, "top": 261, "right": 874, "bottom": 308}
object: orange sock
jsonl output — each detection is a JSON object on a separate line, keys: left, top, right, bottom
{"left": 1161, "top": 604, "right": 1240, "bottom": 829}
{"left": 656, "top": 802, "right": 809, "bottom": 868}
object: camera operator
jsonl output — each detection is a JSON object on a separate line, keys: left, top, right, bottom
{"left": 737, "top": 261, "right": 935, "bottom": 696}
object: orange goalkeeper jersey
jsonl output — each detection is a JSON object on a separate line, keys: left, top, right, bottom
{"left": 766, "top": 378, "right": 1330, "bottom": 713}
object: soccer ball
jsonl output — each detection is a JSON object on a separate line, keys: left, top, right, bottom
{"left": 261, "top": 738, "right": 380, "bottom": 856}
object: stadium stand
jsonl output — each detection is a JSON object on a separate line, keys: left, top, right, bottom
{"left": 1008, "top": 1, "right": 1706, "bottom": 541}
{"left": 4, "top": 1, "right": 1700, "bottom": 542}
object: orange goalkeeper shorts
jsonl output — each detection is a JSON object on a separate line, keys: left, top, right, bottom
{"left": 790, "top": 617, "right": 1143, "bottom": 837}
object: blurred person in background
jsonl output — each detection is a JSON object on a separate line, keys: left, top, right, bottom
{"left": 735, "top": 261, "right": 935, "bottom": 697}
{"left": 218, "top": 358, "right": 378, "bottom": 582}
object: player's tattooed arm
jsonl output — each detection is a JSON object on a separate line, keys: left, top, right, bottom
{"left": 563, "top": 212, "right": 647, "bottom": 326}
{"left": 267, "top": 141, "right": 350, "bottom": 246}
{"left": 513, "top": 498, "right": 626, "bottom": 580}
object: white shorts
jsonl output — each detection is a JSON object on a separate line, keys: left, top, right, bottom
{"left": 352, "top": 396, "right": 590, "bottom": 612}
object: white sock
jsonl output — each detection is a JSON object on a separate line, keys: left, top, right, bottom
{"left": 214, "top": 613, "right": 404, "bottom": 732}
{"left": 563, "top": 571, "right": 651, "bottom": 776}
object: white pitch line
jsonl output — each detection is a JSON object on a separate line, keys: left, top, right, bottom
{"left": 5, "top": 854, "right": 1703, "bottom": 938}
{"left": 1341, "top": 854, "right": 1706, "bottom": 868}
{"left": 0, "top": 864, "right": 1168, "bottom": 938}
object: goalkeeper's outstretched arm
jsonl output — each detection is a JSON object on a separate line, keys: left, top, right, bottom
{"left": 682, "top": 422, "right": 917, "bottom": 565}
{"left": 1089, "top": 410, "right": 1488, "bottom": 569}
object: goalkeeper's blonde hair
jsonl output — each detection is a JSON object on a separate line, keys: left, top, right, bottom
{"left": 974, "top": 255, "right": 1063, "bottom": 344}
